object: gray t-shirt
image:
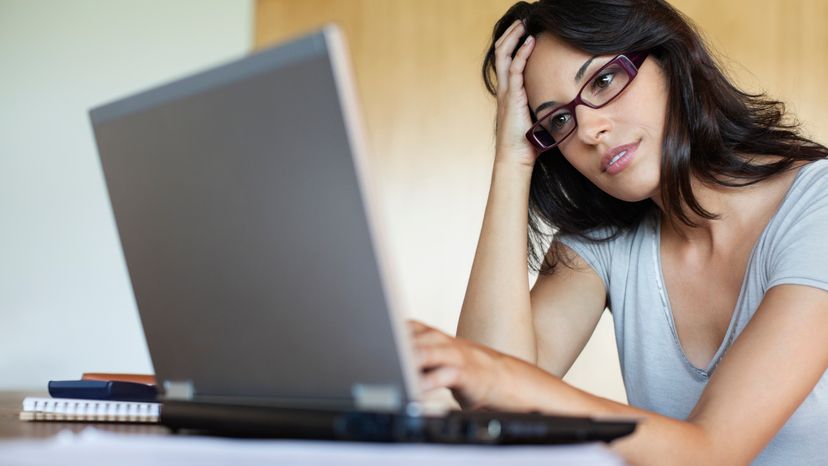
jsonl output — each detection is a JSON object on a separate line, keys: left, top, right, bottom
{"left": 557, "top": 159, "right": 828, "bottom": 465}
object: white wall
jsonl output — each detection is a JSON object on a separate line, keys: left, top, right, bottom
{"left": 0, "top": 0, "right": 253, "bottom": 389}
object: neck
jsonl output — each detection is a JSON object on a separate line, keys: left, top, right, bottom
{"left": 649, "top": 157, "right": 805, "bottom": 257}
{"left": 651, "top": 177, "right": 750, "bottom": 255}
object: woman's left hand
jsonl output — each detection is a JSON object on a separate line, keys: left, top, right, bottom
{"left": 408, "top": 320, "right": 561, "bottom": 412}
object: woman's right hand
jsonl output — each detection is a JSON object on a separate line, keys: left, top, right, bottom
{"left": 493, "top": 20, "right": 539, "bottom": 169}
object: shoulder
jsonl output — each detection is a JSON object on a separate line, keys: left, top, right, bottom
{"left": 791, "top": 158, "right": 828, "bottom": 191}
{"left": 556, "top": 210, "right": 656, "bottom": 248}
{"left": 762, "top": 159, "right": 828, "bottom": 289}
{"left": 774, "top": 159, "right": 828, "bottom": 224}
{"left": 553, "top": 211, "right": 655, "bottom": 276}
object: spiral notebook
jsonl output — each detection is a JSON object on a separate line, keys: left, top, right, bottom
{"left": 19, "top": 397, "right": 160, "bottom": 423}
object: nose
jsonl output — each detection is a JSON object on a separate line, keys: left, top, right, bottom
{"left": 574, "top": 105, "right": 612, "bottom": 145}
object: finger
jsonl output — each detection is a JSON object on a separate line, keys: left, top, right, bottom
{"left": 494, "top": 22, "right": 526, "bottom": 94}
{"left": 407, "top": 319, "right": 452, "bottom": 337}
{"left": 420, "top": 366, "right": 461, "bottom": 392}
{"left": 508, "top": 35, "right": 535, "bottom": 93}
{"left": 411, "top": 327, "right": 452, "bottom": 346}
{"left": 494, "top": 24, "right": 525, "bottom": 94}
{"left": 414, "top": 343, "right": 464, "bottom": 371}
{"left": 495, "top": 21, "right": 526, "bottom": 55}
{"left": 407, "top": 320, "right": 448, "bottom": 340}
{"left": 406, "top": 320, "right": 429, "bottom": 334}
{"left": 494, "top": 19, "right": 522, "bottom": 49}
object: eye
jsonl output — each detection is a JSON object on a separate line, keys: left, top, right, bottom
{"left": 546, "top": 112, "right": 571, "bottom": 130}
{"left": 552, "top": 113, "right": 570, "bottom": 128}
{"left": 592, "top": 71, "right": 615, "bottom": 90}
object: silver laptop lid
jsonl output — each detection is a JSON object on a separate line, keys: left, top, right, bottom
{"left": 90, "top": 25, "right": 419, "bottom": 411}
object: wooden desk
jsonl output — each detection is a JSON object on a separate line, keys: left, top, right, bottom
{"left": 0, "top": 391, "right": 169, "bottom": 439}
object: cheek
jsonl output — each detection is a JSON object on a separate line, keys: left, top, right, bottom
{"left": 557, "top": 144, "right": 595, "bottom": 180}
{"left": 632, "top": 67, "right": 669, "bottom": 131}
{"left": 557, "top": 136, "right": 586, "bottom": 164}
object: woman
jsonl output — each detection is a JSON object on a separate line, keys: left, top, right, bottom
{"left": 409, "top": 1, "right": 828, "bottom": 464}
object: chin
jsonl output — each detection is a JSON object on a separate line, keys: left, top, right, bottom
{"left": 603, "top": 181, "right": 659, "bottom": 203}
{"left": 612, "top": 167, "right": 661, "bottom": 203}
{"left": 606, "top": 190, "right": 650, "bottom": 203}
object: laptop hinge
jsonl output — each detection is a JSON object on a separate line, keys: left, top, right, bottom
{"left": 351, "top": 383, "right": 402, "bottom": 411}
{"left": 164, "top": 380, "right": 195, "bottom": 400}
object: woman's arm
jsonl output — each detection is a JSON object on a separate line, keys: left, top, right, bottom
{"left": 414, "top": 284, "right": 828, "bottom": 465}
{"left": 457, "top": 21, "right": 607, "bottom": 369}
{"left": 456, "top": 20, "right": 538, "bottom": 360}
{"left": 529, "top": 246, "right": 607, "bottom": 377}
{"left": 456, "top": 160, "right": 536, "bottom": 361}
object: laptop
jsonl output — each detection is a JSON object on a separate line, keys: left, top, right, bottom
{"left": 89, "top": 25, "right": 636, "bottom": 444}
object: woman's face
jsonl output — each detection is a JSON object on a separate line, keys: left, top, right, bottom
{"left": 523, "top": 34, "right": 668, "bottom": 202}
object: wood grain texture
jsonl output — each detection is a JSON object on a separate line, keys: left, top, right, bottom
{"left": 255, "top": 0, "right": 512, "bottom": 337}
{"left": 670, "top": 0, "right": 828, "bottom": 141}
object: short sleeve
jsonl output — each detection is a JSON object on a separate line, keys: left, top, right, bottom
{"left": 555, "top": 228, "right": 614, "bottom": 292}
{"left": 766, "top": 163, "right": 828, "bottom": 292}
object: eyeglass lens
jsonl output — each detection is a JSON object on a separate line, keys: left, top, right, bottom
{"left": 530, "top": 57, "right": 633, "bottom": 147}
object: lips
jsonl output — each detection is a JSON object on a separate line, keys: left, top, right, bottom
{"left": 601, "top": 141, "right": 640, "bottom": 173}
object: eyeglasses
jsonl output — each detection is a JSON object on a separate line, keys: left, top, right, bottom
{"left": 525, "top": 51, "right": 649, "bottom": 154}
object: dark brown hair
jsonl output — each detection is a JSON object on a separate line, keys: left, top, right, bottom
{"left": 483, "top": 0, "right": 828, "bottom": 273}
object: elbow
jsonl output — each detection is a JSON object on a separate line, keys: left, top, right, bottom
{"left": 612, "top": 419, "right": 742, "bottom": 466}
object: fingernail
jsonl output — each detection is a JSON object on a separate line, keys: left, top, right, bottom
{"left": 525, "top": 35, "right": 534, "bottom": 44}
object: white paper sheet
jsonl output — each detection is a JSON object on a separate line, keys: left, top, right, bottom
{"left": 0, "top": 428, "right": 625, "bottom": 466}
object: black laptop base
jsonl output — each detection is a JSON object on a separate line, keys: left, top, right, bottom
{"left": 161, "top": 400, "right": 636, "bottom": 445}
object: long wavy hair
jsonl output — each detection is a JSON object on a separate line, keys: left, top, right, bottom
{"left": 482, "top": 0, "right": 828, "bottom": 273}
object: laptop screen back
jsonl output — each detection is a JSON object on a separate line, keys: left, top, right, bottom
{"left": 90, "top": 27, "right": 417, "bottom": 410}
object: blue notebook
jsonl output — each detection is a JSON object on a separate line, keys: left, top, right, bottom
{"left": 48, "top": 380, "right": 158, "bottom": 402}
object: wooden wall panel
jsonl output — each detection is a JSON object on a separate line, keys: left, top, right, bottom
{"left": 255, "top": 0, "right": 513, "bottom": 338}
{"left": 671, "top": 0, "right": 828, "bottom": 142}
{"left": 255, "top": 0, "right": 827, "bottom": 406}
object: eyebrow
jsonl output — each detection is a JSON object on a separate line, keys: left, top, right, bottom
{"left": 533, "top": 55, "right": 598, "bottom": 116}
